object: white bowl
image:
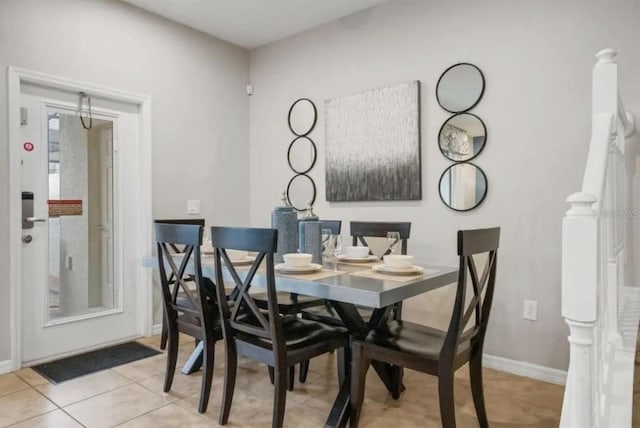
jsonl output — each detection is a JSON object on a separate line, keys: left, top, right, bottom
{"left": 226, "top": 249, "right": 248, "bottom": 261}
{"left": 283, "top": 253, "right": 312, "bottom": 267}
{"left": 383, "top": 255, "right": 414, "bottom": 269}
{"left": 344, "top": 246, "right": 370, "bottom": 258}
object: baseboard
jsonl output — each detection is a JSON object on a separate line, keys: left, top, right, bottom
{"left": 151, "top": 323, "right": 163, "bottom": 336}
{"left": 0, "top": 360, "right": 15, "bottom": 375}
{"left": 483, "top": 354, "right": 567, "bottom": 385}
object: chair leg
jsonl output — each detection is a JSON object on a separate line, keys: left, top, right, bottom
{"left": 390, "top": 365, "right": 404, "bottom": 399}
{"left": 287, "top": 366, "right": 295, "bottom": 391}
{"left": 437, "top": 371, "right": 457, "bottom": 428}
{"left": 198, "top": 338, "right": 215, "bottom": 413}
{"left": 299, "top": 360, "right": 309, "bottom": 383}
{"left": 350, "top": 343, "right": 369, "bottom": 428}
{"left": 219, "top": 340, "right": 237, "bottom": 425}
{"left": 163, "top": 323, "right": 179, "bottom": 392}
{"left": 268, "top": 366, "right": 275, "bottom": 384}
{"left": 273, "top": 365, "right": 288, "bottom": 428}
{"left": 469, "top": 352, "right": 489, "bottom": 428}
{"left": 337, "top": 346, "right": 351, "bottom": 385}
{"left": 159, "top": 315, "right": 168, "bottom": 350}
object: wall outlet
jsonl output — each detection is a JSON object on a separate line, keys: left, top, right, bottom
{"left": 523, "top": 299, "right": 537, "bottom": 321}
{"left": 187, "top": 199, "right": 200, "bottom": 214}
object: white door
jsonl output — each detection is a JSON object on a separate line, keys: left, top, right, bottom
{"left": 20, "top": 84, "right": 142, "bottom": 364}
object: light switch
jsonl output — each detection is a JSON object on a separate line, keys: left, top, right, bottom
{"left": 187, "top": 199, "right": 200, "bottom": 214}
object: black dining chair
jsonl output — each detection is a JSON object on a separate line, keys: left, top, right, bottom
{"left": 349, "top": 227, "right": 500, "bottom": 428}
{"left": 154, "top": 222, "right": 222, "bottom": 413}
{"left": 154, "top": 218, "right": 206, "bottom": 350}
{"left": 299, "top": 221, "right": 411, "bottom": 384}
{"left": 255, "top": 220, "right": 343, "bottom": 387}
{"left": 210, "top": 226, "right": 349, "bottom": 428}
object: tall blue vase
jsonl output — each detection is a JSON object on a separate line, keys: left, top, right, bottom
{"left": 271, "top": 202, "right": 298, "bottom": 264}
{"left": 298, "top": 206, "right": 322, "bottom": 265}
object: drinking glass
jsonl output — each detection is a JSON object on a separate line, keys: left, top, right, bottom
{"left": 332, "top": 235, "right": 343, "bottom": 270}
{"left": 387, "top": 231, "right": 401, "bottom": 254}
{"left": 321, "top": 229, "right": 332, "bottom": 261}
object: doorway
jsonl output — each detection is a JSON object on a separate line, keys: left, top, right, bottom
{"left": 8, "top": 68, "right": 152, "bottom": 368}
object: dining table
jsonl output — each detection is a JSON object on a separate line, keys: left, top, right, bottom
{"left": 142, "top": 254, "right": 458, "bottom": 427}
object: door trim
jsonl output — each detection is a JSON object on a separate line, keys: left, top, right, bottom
{"left": 7, "top": 67, "right": 153, "bottom": 371}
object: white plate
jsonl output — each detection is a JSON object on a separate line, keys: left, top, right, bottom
{"left": 275, "top": 263, "right": 323, "bottom": 274}
{"left": 372, "top": 263, "right": 424, "bottom": 275}
{"left": 226, "top": 256, "right": 256, "bottom": 266}
{"left": 336, "top": 255, "right": 379, "bottom": 263}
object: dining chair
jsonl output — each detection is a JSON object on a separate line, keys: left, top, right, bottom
{"left": 349, "top": 227, "right": 500, "bottom": 428}
{"left": 210, "top": 226, "right": 349, "bottom": 428}
{"left": 299, "top": 221, "right": 411, "bottom": 384}
{"left": 255, "top": 220, "right": 343, "bottom": 386}
{"left": 154, "top": 218, "right": 206, "bottom": 351}
{"left": 154, "top": 222, "right": 222, "bottom": 413}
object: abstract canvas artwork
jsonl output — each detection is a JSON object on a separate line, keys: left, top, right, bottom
{"left": 324, "top": 81, "right": 421, "bottom": 201}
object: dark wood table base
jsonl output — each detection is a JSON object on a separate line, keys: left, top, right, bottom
{"left": 324, "top": 301, "right": 405, "bottom": 428}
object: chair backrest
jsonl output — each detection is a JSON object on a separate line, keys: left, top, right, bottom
{"left": 210, "top": 226, "right": 285, "bottom": 353}
{"left": 154, "top": 223, "right": 216, "bottom": 333}
{"left": 154, "top": 219, "right": 206, "bottom": 253}
{"left": 442, "top": 227, "right": 500, "bottom": 363}
{"left": 319, "top": 220, "right": 342, "bottom": 235}
{"left": 349, "top": 221, "right": 411, "bottom": 255}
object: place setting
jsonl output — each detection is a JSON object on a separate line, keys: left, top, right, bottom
{"left": 335, "top": 245, "right": 379, "bottom": 264}
{"left": 275, "top": 253, "right": 322, "bottom": 274}
{"left": 274, "top": 252, "right": 344, "bottom": 280}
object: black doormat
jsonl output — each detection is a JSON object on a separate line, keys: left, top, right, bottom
{"left": 31, "top": 341, "right": 162, "bottom": 384}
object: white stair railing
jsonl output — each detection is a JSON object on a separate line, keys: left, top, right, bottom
{"left": 560, "top": 48, "right": 636, "bottom": 427}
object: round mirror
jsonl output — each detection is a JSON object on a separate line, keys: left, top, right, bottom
{"left": 287, "top": 137, "right": 317, "bottom": 174}
{"left": 438, "top": 162, "right": 487, "bottom": 211}
{"left": 436, "top": 63, "right": 485, "bottom": 113}
{"left": 438, "top": 113, "right": 487, "bottom": 162}
{"left": 286, "top": 173, "right": 316, "bottom": 211}
{"left": 288, "top": 98, "right": 317, "bottom": 136}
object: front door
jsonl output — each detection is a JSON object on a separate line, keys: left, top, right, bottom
{"left": 20, "top": 84, "right": 142, "bottom": 364}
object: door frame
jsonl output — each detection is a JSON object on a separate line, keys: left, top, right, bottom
{"left": 7, "top": 67, "right": 153, "bottom": 371}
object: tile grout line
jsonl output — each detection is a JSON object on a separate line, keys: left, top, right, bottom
{"left": 111, "top": 402, "right": 174, "bottom": 427}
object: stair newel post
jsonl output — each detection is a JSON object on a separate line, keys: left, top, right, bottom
{"left": 560, "top": 192, "right": 599, "bottom": 428}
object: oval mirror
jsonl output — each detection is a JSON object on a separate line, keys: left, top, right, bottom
{"left": 438, "top": 162, "right": 487, "bottom": 211}
{"left": 287, "top": 137, "right": 317, "bottom": 174}
{"left": 288, "top": 98, "right": 317, "bottom": 136}
{"left": 438, "top": 113, "right": 487, "bottom": 162}
{"left": 436, "top": 63, "right": 485, "bottom": 113}
{"left": 286, "top": 173, "right": 316, "bottom": 211}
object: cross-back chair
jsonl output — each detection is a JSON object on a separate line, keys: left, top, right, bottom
{"left": 154, "top": 222, "right": 222, "bottom": 414}
{"left": 255, "top": 220, "right": 343, "bottom": 386}
{"left": 154, "top": 218, "right": 206, "bottom": 350}
{"left": 211, "top": 226, "right": 349, "bottom": 428}
{"left": 350, "top": 227, "right": 500, "bottom": 428}
{"left": 350, "top": 221, "right": 411, "bottom": 257}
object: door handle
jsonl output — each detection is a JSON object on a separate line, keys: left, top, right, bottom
{"left": 25, "top": 217, "right": 46, "bottom": 223}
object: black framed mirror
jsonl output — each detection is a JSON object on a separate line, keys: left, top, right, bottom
{"left": 288, "top": 98, "right": 317, "bottom": 136}
{"left": 436, "top": 63, "right": 485, "bottom": 113}
{"left": 438, "top": 162, "right": 487, "bottom": 211}
{"left": 287, "top": 136, "right": 317, "bottom": 174}
{"left": 286, "top": 173, "right": 316, "bottom": 211}
{"left": 438, "top": 113, "right": 487, "bottom": 162}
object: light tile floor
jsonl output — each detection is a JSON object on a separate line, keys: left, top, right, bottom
{"left": 0, "top": 336, "right": 564, "bottom": 427}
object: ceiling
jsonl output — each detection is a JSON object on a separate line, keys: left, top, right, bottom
{"left": 122, "top": 0, "right": 388, "bottom": 49}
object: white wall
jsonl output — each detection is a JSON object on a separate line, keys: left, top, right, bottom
{"left": 249, "top": 0, "right": 640, "bottom": 370}
{"left": 0, "top": 0, "right": 250, "bottom": 361}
